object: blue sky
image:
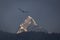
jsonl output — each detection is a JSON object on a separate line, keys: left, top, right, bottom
{"left": 0, "top": 0, "right": 60, "bottom": 33}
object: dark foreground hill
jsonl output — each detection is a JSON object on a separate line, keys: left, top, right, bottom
{"left": 0, "top": 31, "right": 17, "bottom": 40}
{"left": 0, "top": 31, "right": 60, "bottom": 40}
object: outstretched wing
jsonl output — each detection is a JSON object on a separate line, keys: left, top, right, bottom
{"left": 18, "top": 8, "right": 24, "bottom": 12}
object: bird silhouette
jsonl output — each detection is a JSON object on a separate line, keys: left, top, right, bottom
{"left": 18, "top": 8, "right": 29, "bottom": 13}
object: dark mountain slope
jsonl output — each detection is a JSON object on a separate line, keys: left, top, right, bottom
{"left": 0, "top": 31, "right": 60, "bottom": 40}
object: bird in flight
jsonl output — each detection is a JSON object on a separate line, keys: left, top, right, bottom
{"left": 18, "top": 8, "right": 30, "bottom": 13}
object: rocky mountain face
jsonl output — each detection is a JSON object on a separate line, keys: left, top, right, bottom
{"left": 16, "top": 16, "right": 48, "bottom": 34}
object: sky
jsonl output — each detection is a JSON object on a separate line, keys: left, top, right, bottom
{"left": 0, "top": 0, "right": 60, "bottom": 33}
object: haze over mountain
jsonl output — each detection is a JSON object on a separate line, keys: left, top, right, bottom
{"left": 0, "top": 0, "right": 60, "bottom": 33}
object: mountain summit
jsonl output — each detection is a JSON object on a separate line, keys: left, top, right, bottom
{"left": 16, "top": 16, "right": 48, "bottom": 34}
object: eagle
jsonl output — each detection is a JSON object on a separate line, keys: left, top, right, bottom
{"left": 18, "top": 8, "right": 29, "bottom": 13}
